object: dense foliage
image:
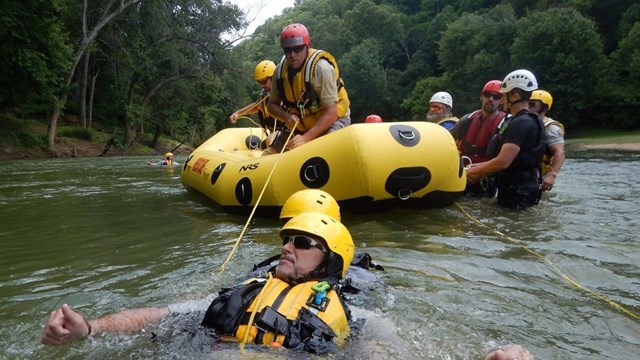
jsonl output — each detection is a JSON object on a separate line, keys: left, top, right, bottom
{"left": 1, "top": 0, "right": 638, "bottom": 151}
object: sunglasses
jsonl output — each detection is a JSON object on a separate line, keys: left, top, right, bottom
{"left": 283, "top": 45, "right": 306, "bottom": 54}
{"left": 282, "top": 235, "right": 327, "bottom": 253}
{"left": 257, "top": 78, "right": 269, "bottom": 85}
{"left": 483, "top": 92, "right": 503, "bottom": 101}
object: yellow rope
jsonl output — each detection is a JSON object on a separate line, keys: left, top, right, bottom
{"left": 213, "top": 121, "right": 299, "bottom": 283}
{"left": 454, "top": 202, "right": 640, "bottom": 320}
{"left": 240, "top": 272, "right": 274, "bottom": 349}
{"left": 235, "top": 115, "right": 268, "bottom": 137}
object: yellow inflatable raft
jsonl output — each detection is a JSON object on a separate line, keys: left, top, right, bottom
{"left": 181, "top": 122, "right": 466, "bottom": 216}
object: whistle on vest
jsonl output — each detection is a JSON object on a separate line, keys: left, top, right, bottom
{"left": 307, "top": 281, "right": 331, "bottom": 311}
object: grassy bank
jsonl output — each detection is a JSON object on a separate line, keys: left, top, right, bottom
{"left": 566, "top": 128, "right": 640, "bottom": 145}
{"left": 0, "top": 114, "right": 192, "bottom": 160}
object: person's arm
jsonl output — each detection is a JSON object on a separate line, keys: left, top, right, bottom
{"left": 466, "top": 143, "right": 520, "bottom": 183}
{"left": 540, "top": 142, "right": 565, "bottom": 191}
{"left": 287, "top": 103, "right": 337, "bottom": 150}
{"left": 41, "top": 303, "right": 169, "bottom": 346}
{"left": 230, "top": 102, "right": 261, "bottom": 124}
{"left": 268, "top": 84, "right": 299, "bottom": 125}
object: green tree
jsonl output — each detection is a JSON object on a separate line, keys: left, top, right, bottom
{"left": 510, "top": 8, "right": 607, "bottom": 128}
{"left": 47, "top": 0, "right": 143, "bottom": 150}
{"left": 0, "top": 0, "right": 72, "bottom": 114}
{"left": 608, "top": 21, "right": 640, "bottom": 128}
{"left": 436, "top": 5, "right": 516, "bottom": 114}
{"left": 340, "top": 39, "right": 388, "bottom": 121}
{"left": 404, "top": 5, "right": 516, "bottom": 117}
{"left": 89, "top": 0, "right": 243, "bottom": 146}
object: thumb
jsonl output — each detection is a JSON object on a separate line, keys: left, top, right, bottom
{"left": 60, "top": 304, "right": 89, "bottom": 338}
{"left": 484, "top": 349, "right": 508, "bottom": 360}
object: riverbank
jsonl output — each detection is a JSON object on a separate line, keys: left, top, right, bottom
{"left": 565, "top": 128, "right": 640, "bottom": 152}
{"left": 0, "top": 134, "right": 194, "bottom": 161}
{"left": 0, "top": 116, "right": 194, "bottom": 161}
{"left": 569, "top": 143, "right": 640, "bottom": 151}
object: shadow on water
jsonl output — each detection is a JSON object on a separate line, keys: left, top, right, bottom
{"left": 0, "top": 151, "right": 638, "bottom": 359}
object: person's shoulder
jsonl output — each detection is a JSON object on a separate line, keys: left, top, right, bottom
{"left": 314, "top": 57, "right": 334, "bottom": 74}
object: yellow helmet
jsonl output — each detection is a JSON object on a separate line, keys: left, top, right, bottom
{"left": 530, "top": 90, "right": 553, "bottom": 111}
{"left": 165, "top": 152, "right": 174, "bottom": 158}
{"left": 253, "top": 60, "right": 276, "bottom": 81}
{"left": 280, "top": 212, "right": 354, "bottom": 279}
{"left": 280, "top": 189, "right": 341, "bottom": 222}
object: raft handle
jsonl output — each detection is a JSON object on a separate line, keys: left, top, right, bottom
{"left": 462, "top": 156, "right": 473, "bottom": 169}
{"left": 397, "top": 188, "right": 412, "bottom": 200}
{"left": 304, "top": 164, "right": 321, "bottom": 182}
{"left": 398, "top": 130, "right": 416, "bottom": 141}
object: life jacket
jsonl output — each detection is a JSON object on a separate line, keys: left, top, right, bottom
{"left": 202, "top": 276, "right": 350, "bottom": 353}
{"left": 485, "top": 115, "right": 511, "bottom": 160}
{"left": 275, "top": 49, "right": 350, "bottom": 133}
{"left": 256, "top": 89, "right": 277, "bottom": 130}
{"left": 458, "top": 110, "right": 507, "bottom": 164}
{"left": 541, "top": 117, "right": 565, "bottom": 175}
{"left": 500, "top": 109, "right": 545, "bottom": 175}
{"left": 436, "top": 116, "right": 458, "bottom": 131}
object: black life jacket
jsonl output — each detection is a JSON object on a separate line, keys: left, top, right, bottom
{"left": 501, "top": 109, "right": 545, "bottom": 174}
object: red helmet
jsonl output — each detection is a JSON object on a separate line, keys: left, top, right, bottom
{"left": 364, "top": 114, "right": 383, "bottom": 123}
{"left": 482, "top": 80, "right": 502, "bottom": 95}
{"left": 280, "top": 23, "right": 311, "bottom": 48}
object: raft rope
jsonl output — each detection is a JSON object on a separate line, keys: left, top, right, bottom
{"left": 234, "top": 116, "right": 269, "bottom": 147}
{"left": 454, "top": 202, "right": 640, "bottom": 321}
{"left": 213, "top": 119, "right": 299, "bottom": 284}
{"left": 240, "top": 272, "right": 274, "bottom": 349}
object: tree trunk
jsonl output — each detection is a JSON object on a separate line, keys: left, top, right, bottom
{"left": 99, "top": 130, "right": 118, "bottom": 156}
{"left": 88, "top": 70, "right": 99, "bottom": 129}
{"left": 190, "top": 114, "right": 198, "bottom": 145}
{"left": 124, "top": 78, "right": 137, "bottom": 147}
{"left": 79, "top": 52, "right": 89, "bottom": 128}
{"left": 150, "top": 123, "right": 162, "bottom": 148}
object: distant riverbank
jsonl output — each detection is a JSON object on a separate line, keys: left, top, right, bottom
{"left": 0, "top": 116, "right": 194, "bottom": 161}
{"left": 566, "top": 128, "right": 640, "bottom": 152}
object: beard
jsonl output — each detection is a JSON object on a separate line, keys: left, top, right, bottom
{"left": 426, "top": 112, "right": 445, "bottom": 122}
{"left": 274, "top": 254, "right": 296, "bottom": 282}
{"left": 483, "top": 103, "right": 497, "bottom": 113}
{"left": 274, "top": 268, "right": 292, "bottom": 282}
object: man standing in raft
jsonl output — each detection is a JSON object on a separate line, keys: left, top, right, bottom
{"left": 264, "top": 23, "right": 351, "bottom": 154}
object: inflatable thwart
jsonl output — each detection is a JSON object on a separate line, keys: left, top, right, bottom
{"left": 181, "top": 122, "right": 466, "bottom": 216}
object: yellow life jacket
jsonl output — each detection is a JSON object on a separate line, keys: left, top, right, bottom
{"left": 232, "top": 277, "right": 350, "bottom": 348}
{"left": 256, "top": 89, "right": 279, "bottom": 131}
{"left": 541, "top": 117, "right": 565, "bottom": 175}
{"left": 275, "top": 49, "right": 350, "bottom": 132}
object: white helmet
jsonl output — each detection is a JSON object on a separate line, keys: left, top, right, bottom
{"left": 429, "top": 91, "right": 453, "bottom": 108}
{"left": 500, "top": 69, "right": 538, "bottom": 93}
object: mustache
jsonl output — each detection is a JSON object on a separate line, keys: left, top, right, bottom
{"left": 279, "top": 253, "right": 295, "bottom": 263}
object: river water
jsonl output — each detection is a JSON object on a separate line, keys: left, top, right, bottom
{"left": 0, "top": 149, "right": 638, "bottom": 359}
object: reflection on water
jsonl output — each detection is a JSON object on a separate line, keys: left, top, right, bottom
{"left": 0, "top": 151, "right": 638, "bottom": 359}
